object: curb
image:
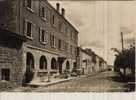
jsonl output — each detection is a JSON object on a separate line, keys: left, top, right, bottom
{"left": 27, "top": 77, "right": 77, "bottom": 88}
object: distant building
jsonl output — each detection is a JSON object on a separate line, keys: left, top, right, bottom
{"left": 0, "top": 0, "right": 78, "bottom": 85}
{"left": 77, "top": 47, "right": 108, "bottom": 75}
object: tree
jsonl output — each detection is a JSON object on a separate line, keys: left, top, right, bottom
{"left": 112, "top": 45, "right": 135, "bottom": 77}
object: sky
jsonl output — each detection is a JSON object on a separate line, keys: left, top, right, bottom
{"left": 49, "top": 0, "right": 136, "bottom": 65}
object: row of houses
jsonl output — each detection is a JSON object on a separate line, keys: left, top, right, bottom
{"left": 0, "top": 0, "right": 107, "bottom": 86}
{"left": 77, "top": 48, "right": 107, "bottom": 75}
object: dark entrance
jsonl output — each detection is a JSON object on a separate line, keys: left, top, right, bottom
{"left": 58, "top": 57, "right": 66, "bottom": 74}
{"left": 39, "top": 56, "right": 47, "bottom": 69}
{"left": 24, "top": 52, "right": 34, "bottom": 83}
{"left": 1, "top": 69, "right": 10, "bottom": 81}
{"left": 51, "top": 58, "right": 57, "bottom": 69}
{"left": 66, "top": 61, "right": 70, "bottom": 70}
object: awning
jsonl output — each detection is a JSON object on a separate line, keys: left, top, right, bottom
{"left": 0, "top": 28, "right": 26, "bottom": 41}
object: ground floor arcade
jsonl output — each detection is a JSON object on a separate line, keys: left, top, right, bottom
{"left": 22, "top": 45, "right": 77, "bottom": 84}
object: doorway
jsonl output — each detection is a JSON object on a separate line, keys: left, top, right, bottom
{"left": 24, "top": 52, "right": 34, "bottom": 83}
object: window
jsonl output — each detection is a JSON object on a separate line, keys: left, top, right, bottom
{"left": 27, "top": 0, "right": 32, "bottom": 9}
{"left": 26, "top": 21, "right": 32, "bottom": 38}
{"left": 58, "top": 39, "right": 62, "bottom": 50}
{"left": 73, "top": 33, "right": 77, "bottom": 43}
{"left": 66, "top": 43, "right": 69, "bottom": 52}
{"left": 70, "top": 45, "right": 72, "bottom": 54}
{"left": 42, "top": 7, "right": 45, "bottom": 18}
{"left": 64, "top": 42, "right": 68, "bottom": 51}
{"left": 40, "top": 29, "right": 47, "bottom": 44}
{"left": 75, "top": 35, "right": 78, "bottom": 43}
{"left": 60, "top": 23, "right": 66, "bottom": 33}
{"left": 64, "top": 24, "right": 67, "bottom": 33}
{"left": 41, "top": 30, "right": 45, "bottom": 42}
{"left": 40, "top": 6, "right": 46, "bottom": 20}
{"left": 50, "top": 35, "right": 55, "bottom": 47}
{"left": 72, "top": 32, "right": 74, "bottom": 40}
{"left": 65, "top": 27, "right": 68, "bottom": 36}
{"left": 60, "top": 23, "right": 63, "bottom": 33}
{"left": 24, "top": 20, "right": 34, "bottom": 39}
{"left": 1, "top": 69, "right": 10, "bottom": 81}
{"left": 66, "top": 61, "right": 70, "bottom": 70}
{"left": 52, "top": 15, "right": 55, "bottom": 25}
{"left": 70, "top": 31, "right": 72, "bottom": 40}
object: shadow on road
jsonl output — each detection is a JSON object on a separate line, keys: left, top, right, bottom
{"left": 108, "top": 72, "right": 135, "bottom": 92}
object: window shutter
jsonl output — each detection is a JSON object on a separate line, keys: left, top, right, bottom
{"left": 31, "top": 23, "right": 36, "bottom": 38}
{"left": 39, "top": 27, "right": 41, "bottom": 42}
{"left": 23, "top": 20, "right": 27, "bottom": 35}
{"left": 45, "top": 31, "right": 47, "bottom": 42}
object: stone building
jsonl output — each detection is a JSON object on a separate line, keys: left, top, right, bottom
{"left": 77, "top": 47, "right": 107, "bottom": 75}
{"left": 0, "top": 0, "right": 78, "bottom": 84}
{"left": 0, "top": 28, "right": 26, "bottom": 84}
{"left": 77, "top": 47, "right": 93, "bottom": 75}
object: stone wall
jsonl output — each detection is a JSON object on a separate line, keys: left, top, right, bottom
{"left": 0, "top": 32, "right": 24, "bottom": 85}
{"left": 0, "top": 0, "right": 18, "bottom": 33}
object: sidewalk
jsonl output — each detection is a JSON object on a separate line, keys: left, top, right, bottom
{"left": 12, "top": 77, "right": 78, "bottom": 92}
{"left": 27, "top": 72, "right": 101, "bottom": 87}
{"left": 27, "top": 77, "right": 77, "bottom": 87}
{"left": 12, "top": 72, "right": 105, "bottom": 92}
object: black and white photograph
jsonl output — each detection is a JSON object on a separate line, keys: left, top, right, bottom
{"left": 0, "top": 0, "right": 135, "bottom": 93}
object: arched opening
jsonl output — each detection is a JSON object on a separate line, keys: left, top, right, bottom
{"left": 39, "top": 56, "right": 47, "bottom": 69}
{"left": 51, "top": 58, "right": 57, "bottom": 69}
{"left": 66, "top": 61, "right": 70, "bottom": 70}
{"left": 25, "top": 52, "right": 34, "bottom": 83}
{"left": 26, "top": 52, "right": 34, "bottom": 69}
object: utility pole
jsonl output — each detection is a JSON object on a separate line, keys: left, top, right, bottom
{"left": 121, "top": 32, "right": 124, "bottom": 51}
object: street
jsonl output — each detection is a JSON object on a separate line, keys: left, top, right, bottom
{"left": 27, "top": 71, "right": 129, "bottom": 92}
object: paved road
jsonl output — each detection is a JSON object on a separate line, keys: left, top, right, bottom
{"left": 30, "top": 71, "right": 128, "bottom": 92}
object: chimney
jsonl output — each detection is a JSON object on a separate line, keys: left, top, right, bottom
{"left": 61, "top": 8, "right": 65, "bottom": 17}
{"left": 56, "top": 3, "right": 60, "bottom": 12}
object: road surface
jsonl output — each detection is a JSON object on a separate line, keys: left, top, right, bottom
{"left": 29, "top": 71, "right": 128, "bottom": 92}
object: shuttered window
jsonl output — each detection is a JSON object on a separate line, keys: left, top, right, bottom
{"left": 50, "top": 35, "right": 55, "bottom": 47}
{"left": 58, "top": 39, "right": 62, "bottom": 50}
{"left": 24, "top": 20, "right": 34, "bottom": 39}
{"left": 52, "top": 15, "right": 55, "bottom": 25}
{"left": 40, "top": 6, "right": 47, "bottom": 20}
{"left": 26, "top": 22, "right": 32, "bottom": 37}
{"left": 39, "top": 28, "right": 47, "bottom": 44}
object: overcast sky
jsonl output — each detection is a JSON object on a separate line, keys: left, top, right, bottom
{"left": 49, "top": 0, "right": 136, "bottom": 65}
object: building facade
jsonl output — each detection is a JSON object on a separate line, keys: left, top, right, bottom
{"left": 0, "top": 28, "right": 26, "bottom": 84}
{"left": 0, "top": 0, "right": 78, "bottom": 84}
{"left": 77, "top": 47, "right": 107, "bottom": 75}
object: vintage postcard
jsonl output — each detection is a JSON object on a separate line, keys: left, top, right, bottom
{"left": 0, "top": 0, "right": 135, "bottom": 94}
